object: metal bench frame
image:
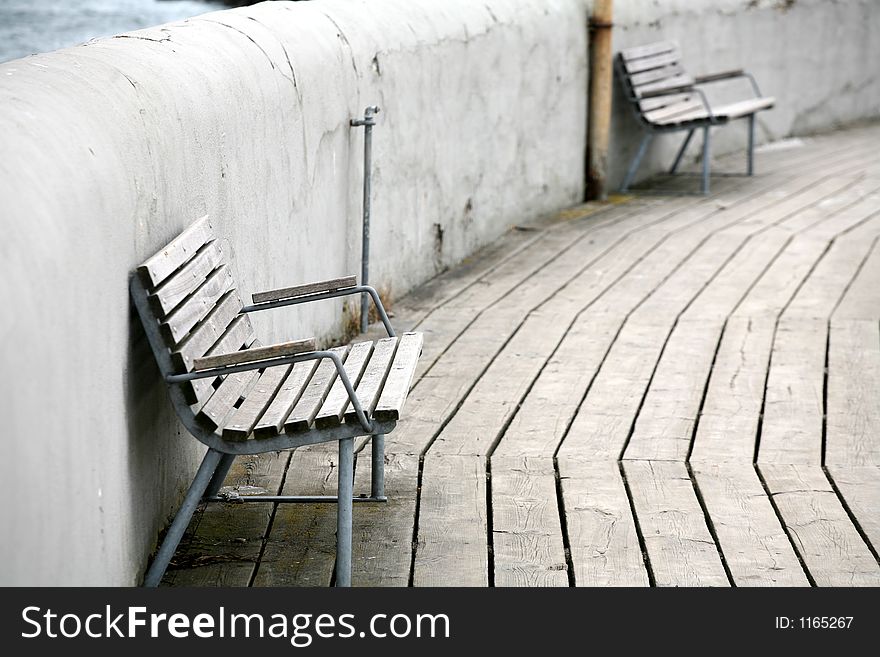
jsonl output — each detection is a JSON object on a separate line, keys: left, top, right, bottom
{"left": 131, "top": 256, "right": 403, "bottom": 588}
{"left": 615, "top": 45, "right": 770, "bottom": 195}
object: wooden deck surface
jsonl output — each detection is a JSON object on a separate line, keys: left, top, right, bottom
{"left": 165, "top": 123, "right": 880, "bottom": 587}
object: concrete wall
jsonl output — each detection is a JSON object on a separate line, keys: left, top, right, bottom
{"left": 0, "top": 0, "right": 877, "bottom": 586}
{"left": 608, "top": 0, "right": 880, "bottom": 186}
{"left": 0, "top": 0, "right": 587, "bottom": 585}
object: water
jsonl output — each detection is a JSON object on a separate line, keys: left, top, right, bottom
{"left": 0, "top": 0, "right": 227, "bottom": 64}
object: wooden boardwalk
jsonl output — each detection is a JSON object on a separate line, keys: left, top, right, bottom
{"left": 165, "top": 123, "right": 880, "bottom": 587}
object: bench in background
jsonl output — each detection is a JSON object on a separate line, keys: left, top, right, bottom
{"left": 616, "top": 40, "right": 775, "bottom": 194}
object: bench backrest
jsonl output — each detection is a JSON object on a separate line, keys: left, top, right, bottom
{"left": 616, "top": 41, "right": 703, "bottom": 127}
{"left": 130, "top": 217, "right": 255, "bottom": 415}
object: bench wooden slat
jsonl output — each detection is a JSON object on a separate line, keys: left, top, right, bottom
{"left": 620, "top": 40, "right": 677, "bottom": 62}
{"left": 137, "top": 215, "right": 214, "bottom": 289}
{"left": 628, "top": 63, "right": 685, "bottom": 88}
{"left": 149, "top": 240, "right": 225, "bottom": 318}
{"left": 253, "top": 359, "right": 321, "bottom": 437}
{"left": 284, "top": 345, "right": 351, "bottom": 433}
{"left": 343, "top": 337, "right": 399, "bottom": 425}
{"left": 710, "top": 96, "right": 776, "bottom": 120}
{"left": 638, "top": 92, "right": 692, "bottom": 112}
{"left": 193, "top": 337, "right": 316, "bottom": 371}
{"left": 171, "top": 291, "right": 243, "bottom": 371}
{"left": 198, "top": 368, "right": 260, "bottom": 431}
{"left": 373, "top": 332, "right": 423, "bottom": 421}
{"left": 221, "top": 364, "right": 292, "bottom": 441}
{"left": 624, "top": 50, "right": 680, "bottom": 74}
{"left": 642, "top": 97, "right": 706, "bottom": 124}
{"left": 635, "top": 73, "right": 694, "bottom": 98}
{"left": 187, "top": 323, "right": 256, "bottom": 407}
{"left": 314, "top": 341, "right": 375, "bottom": 428}
{"left": 161, "top": 265, "right": 235, "bottom": 345}
{"left": 252, "top": 275, "right": 358, "bottom": 304}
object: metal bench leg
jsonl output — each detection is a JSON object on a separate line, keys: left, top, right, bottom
{"left": 371, "top": 433, "right": 386, "bottom": 500}
{"left": 747, "top": 114, "right": 755, "bottom": 176}
{"left": 620, "top": 132, "right": 652, "bottom": 192}
{"left": 670, "top": 129, "right": 695, "bottom": 174}
{"left": 701, "top": 125, "right": 711, "bottom": 195}
{"left": 335, "top": 437, "right": 354, "bottom": 587}
{"left": 143, "top": 448, "right": 224, "bottom": 587}
{"left": 204, "top": 453, "right": 235, "bottom": 499}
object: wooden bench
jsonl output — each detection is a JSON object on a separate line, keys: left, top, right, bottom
{"left": 616, "top": 40, "right": 775, "bottom": 194}
{"left": 130, "top": 216, "right": 422, "bottom": 587}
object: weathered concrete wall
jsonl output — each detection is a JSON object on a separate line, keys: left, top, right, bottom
{"left": 608, "top": 0, "right": 880, "bottom": 186}
{"left": 0, "top": 0, "right": 587, "bottom": 585}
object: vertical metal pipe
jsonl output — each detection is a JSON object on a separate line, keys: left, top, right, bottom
{"left": 144, "top": 448, "right": 224, "bottom": 587}
{"left": 701, "top": 125, "right": 711, "bottom": 195}
{"left": 586, "top": 0, "right": 615, "bottom": 200}
{"left": 670, "top": 129, "right": 695, "bottom": 174}
{"left": 371, "top": 433, "right": 386, "bottom": 500}
{"left": 204, "top": 453, "right": 235, "bottom": 499}
{"left": 620, "top": 132, "right": 652, "bottom": 192}
{"left": 335, "top": 437, "right": 354, "bottom": 587}
{"left": 747, "top": 114, "right": 755, "bottom": 176}
{"left": 351, "top": 106, "right": 380, "bottom": 334}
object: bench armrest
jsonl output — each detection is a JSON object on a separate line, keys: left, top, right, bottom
{"left": 193, "top": 338, "right": 317, "bottom": 371}
{"left": 166, "top": 346, "right": 375, "bottom": 432}
{"left": 693, "top": 69, "right": 744, "bottom": 84}
{"left": 252, "top": 276, "right": 357, "bottom": 304}
{"left": 244, "top": 278, "right": 395, "bottom": 338}
{"left": 694, "top": 69, "right": 763, "bottom": 97}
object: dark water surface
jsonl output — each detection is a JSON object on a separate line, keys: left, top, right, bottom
{"left": 0, "top": 0, "right": 227, "bottom": 63}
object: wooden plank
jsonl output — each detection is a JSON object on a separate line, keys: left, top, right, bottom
{"left": 638, "top": 91, "right": 692, "bottom": 112}
{"left": 490, "top": 456, "right": 568, "bottom": 587}
{"left": 351, "top": 448, "right": 420, "bottom": 587}
{"left": 343, "top": 337, "right": 399, "bottom": 424}
{"left": 163, "top": 451, "right": 290, "bottom": 586}
{"left": 691, "top": 464, "right": 809, "bottom": 585}
{"left": 284, "top": 345, "right": 350, "bottom": 432}
{"left": 149, "top": 240, "right": 225, "bottom": 317}
{"left": 833, "top": 238, "right": 880, "bottom": 320}
{"left": 557, "top": 458, "right": 650, "bottom": 586}
{"left": 161, "top": 265, "right": 235, "bottom": 345}
{"left": 253, "top": 359, "right": 320, "bottom": 437}
{"left": 558, "top": 322, "right": 669, "bottom": 461}
{"left": 314, "top": 341, "right": 374, "bottom": 428}
{"left": 629, "top": 63, "right": 685, "bottom": 88}
{"left": 171, "top": 291, "right": 243, "bottom": 371}
{"left": 187, "top": 314, "right": 255, "bottom": 407}
{"left": 373, "top": 332, "right": 423, "bottom": 422}
{"left": 138, "top": 215, "right": 213, "bottom": 288}
{"left": 760, "top": 464, "right": 880, "bottom": 586}
{"left": 413, "top": 454, "right": 487, "bottom": 586}
{"left": 623, "top": 319, "right": 723, "bottom": 461}
{"left": 251, "top": 444, "right": 342, "bottom": 587}
{"left": 711, "top": 96, "right": 775, "bottom": 120}
{"left": 193, "top": 337, "right": 316, "bottom": 371}
{"left": 826, "top": 320, "right": 880, "bottom": 466}
{"left": 197, "top": 367, "right": 260, "bottom": 431}
{"left": 643, "top": 97, "right": 706, "bottom": 125}
{"left": 252, "top": 275, "right": 357, "bottom": 304}
{"left": 758, "top": 317, "right": 826, "bottom": 465}
{"left": 690, "top": 316, "right": 776, "bottom": 463}
{"left": 620, "top": 40, "right": 677, "bottom": 62}
{"left": 623, "top": 460, "right": 730, "bottom": 586}
{"left": 625, "top": 50, "right": 681, "bottom": 74}
{"left": 635, "top": 74, "right": 694, "bottom": 98}
{"left": 221, "top": 364, "right": 292, "bottom": 441}
{"left": 826, "top": 466, "right": 880, "bottom": 556}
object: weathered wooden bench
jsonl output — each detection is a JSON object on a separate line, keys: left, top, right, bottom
{"left": 130, "top": 216, "right": 422, "bottom": 587}
{"left": 616, "top": 40, "right": 775, "bottom": 194}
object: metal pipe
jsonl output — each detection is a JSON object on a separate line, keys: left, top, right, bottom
{"left": 371, "top": 433, "right": 386, "bottom": 500}
{"left": 670, "top": 129, "right": 695, "bottom": 174}
{"left": 701, "top": 125, "right": 712, "bottom": 194}
{"left": 747, "top": 114, "right": 755, "bottom": 176}
{"left": 586, "top": 0, "right": 614, "bottom": 200}
{"left": 204, "top": 495, "right": 387, "bottom": 504}
{"left": 335, "top": 437, "right": 355, "bottom": 587}
{"left": 351, "top": 106, "right": 380, "bottom": 334}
